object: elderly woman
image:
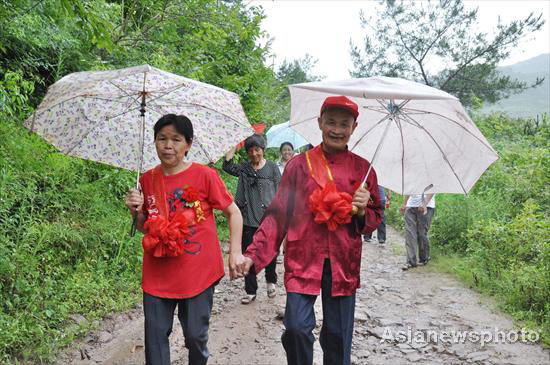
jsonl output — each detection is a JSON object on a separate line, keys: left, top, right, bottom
{"left": 277, "top": 141, "right": 295, "bottom": 175}
{"left": 125, "top": 114, "right": 245, "bottom": 365}
{"left": 223, "top": 134, "right": 281, "bottom": 304}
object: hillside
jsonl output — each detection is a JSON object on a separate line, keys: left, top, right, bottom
{"left": 481, "top": 53, "right": 550, "bottom": 118}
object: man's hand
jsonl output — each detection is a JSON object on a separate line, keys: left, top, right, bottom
{"left": 400, "top": 205, "right": 407, "bottom": 215}
{"left": 417, "top": 204, "right": 428, "bottom": 215}
{"left": 241, "top": 256, "right": 254, "bottom": 276}
{"left": 352, "top": 186, "right": 370, "bottom": 216}
{"left": 125, "top": 188, "right": 144, "bottom": 213}
{"left": 228, "top": 252, "right": 247, "bottom": 279}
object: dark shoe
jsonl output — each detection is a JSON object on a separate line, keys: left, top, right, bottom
{"left": 378, "top": 240, "right": 385, "bottom": 244}
{"left": 419, "top": 257, "right": 431, "bottom": 266}
{"left": 401, "top": 264, "right": 417, "bottom": 271}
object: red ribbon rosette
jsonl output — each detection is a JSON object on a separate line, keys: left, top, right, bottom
{"left": 142, "top": 209, "right": 195, "bottom": 257}
{"left": 309, "top": 181, "right": 353, "bottom": 231}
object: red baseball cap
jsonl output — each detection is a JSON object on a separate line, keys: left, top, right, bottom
{"left": 320, "top": 96, "right": 359, "bottom": 120}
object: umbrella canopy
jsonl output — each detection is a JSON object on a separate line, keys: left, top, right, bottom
{"left": 289, "top": 77, "right": 498, "bottom": 195}
{"left": 266, "top": 121, "right": 309, "bottom": 149}
{"left": 24, "top": 65, "right": 253, "bottom": 172}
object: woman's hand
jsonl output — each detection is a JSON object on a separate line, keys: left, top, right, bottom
{"left": 225, "top": 145, "right": 237, "bottom": 161}
{"left": 125, "top": 188, "right": 144, "bottom": 213}
{"left": 228, "top": 252, "right": 246, "bottom": 279}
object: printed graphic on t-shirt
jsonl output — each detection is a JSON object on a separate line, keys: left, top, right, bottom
{"left": 167, "top": 187, "right": 202, "bottom": 255}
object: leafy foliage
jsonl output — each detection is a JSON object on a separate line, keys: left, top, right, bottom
{"left": 350, "top": 0, "right": 545, "bottom": 106}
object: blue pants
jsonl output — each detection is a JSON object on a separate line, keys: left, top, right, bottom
{"left": 365, "top": 207, "right": 386, "bottom": 241}
{"left": 282, "top": 260, "right": 356, "bottom": 365}
{"left": 143, "top": 287, "right": 213, "bottom": 365}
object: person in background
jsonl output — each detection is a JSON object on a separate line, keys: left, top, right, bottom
{"left": 364, "top": 186, "right": 390, "bottom": 244}
{"left": 124, "top": 114, "right": 246, "bottom": 365}
{"left": 400, "top": 193, "right": 436, "bottom": 270}
{"left": 223, "top": 134, "right": 282, "bottom": 304}
{"left": 241, "top": 96, "right": 382, "bottom": 365}
{"left": 277, "top": 141, "right": 295, "bottom": 175}
{"left": 276, "top": 141, "right": 295, "bottom": 263}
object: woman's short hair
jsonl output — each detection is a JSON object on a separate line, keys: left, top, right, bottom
{"left": 279, "top": 141, "right": 294, "bottom": 151}
{"left": 244, "top": 134, "right": 266, "bottom": 151}
{"left": 153, "top": 114, "right": 193, "bottom": 144}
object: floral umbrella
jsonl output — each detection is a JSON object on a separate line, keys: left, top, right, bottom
{"left": 289, "top": 77, "right": 499, "bottom": 195}
{"left": 24, "top": 65, "right": 254, "bottom": 182}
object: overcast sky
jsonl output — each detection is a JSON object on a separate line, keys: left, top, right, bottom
{"left": 249, "top": 0, "right": 550, "bottom": 80}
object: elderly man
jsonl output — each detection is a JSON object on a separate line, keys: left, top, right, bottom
{"left": 242, "top": 96, "right": 382, "bottom": 365}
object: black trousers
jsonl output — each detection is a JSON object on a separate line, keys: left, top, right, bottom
{"left": 242, "top": 225, "right": 277, "bottom": 295}
{"left": 282, "top": 260, "right": 356, "bottom": 365}
{"left": 143, "top": 287, "right": 213, "bottom": 365}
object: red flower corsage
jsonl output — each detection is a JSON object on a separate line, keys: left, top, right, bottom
{"left": 143, "top": 209, "right": 195, "bottom": 257}
{"left": 309, "top": 181, "right": 353, "bottom": 231}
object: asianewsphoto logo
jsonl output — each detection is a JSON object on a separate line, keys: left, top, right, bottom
{"left": 380, "top": 327, "right": 540, "bottom": 347}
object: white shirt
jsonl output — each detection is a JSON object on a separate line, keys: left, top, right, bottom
{"left": 406, "top": 194, "right": 436, "bottom": 208}
{"left": 276, "top": 160, "right": 287, "bottom": 175}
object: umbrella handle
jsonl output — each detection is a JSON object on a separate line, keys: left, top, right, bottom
{"left": 351, "top": 165, "right": 375, "bottom": 215}
{"left": 129, "top": 181, "right": 142, "bottom": 237}
{"left": 130, "top": 209, "right": 138, "bottom": 237}
{"left": 351, "top": 182, "right": 371, "bottom": 216}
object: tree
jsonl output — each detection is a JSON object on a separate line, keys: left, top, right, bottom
{"left": 268, "top": 54, "right": 322, "bottom": 123}
{"left": 349, "top": 0, "right": 545, "bottom": 106}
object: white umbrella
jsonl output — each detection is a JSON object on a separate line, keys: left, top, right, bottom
{"left": 266, "top": 121, "right": 309, "bottom": 149}
{"left": 289, "top": 77, "right": 498, "bottom": 195}
{"left": 25, "top": 65, "right": 254, "bottom": 180}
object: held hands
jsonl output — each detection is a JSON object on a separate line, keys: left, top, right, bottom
{"left": 125, "top": 188, "right": 144, "bottom": 213}
{"left": 352, "top": 186, "right": 370, "bottom": 216}
{"left": 228, "top": 253, "right": 254, "bottom": 280}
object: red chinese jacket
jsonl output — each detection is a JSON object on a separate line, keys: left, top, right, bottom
{"left": 244, "top": 146, "right": 382, "bottom": 296}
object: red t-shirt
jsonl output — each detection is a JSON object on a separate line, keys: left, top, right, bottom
{"left": 140, "top": 163, "right": 233, "bottom": 298}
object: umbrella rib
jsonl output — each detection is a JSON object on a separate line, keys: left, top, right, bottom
{"left": 65, "top": 106, "right": 105, "bottom": 156}
{"left": 32, "top": 86, "right": 141, "bottom": 121}
{"left": 145, "top": 83, "right": 191, "bottom": 104}
{"left": 400, "top": 107, "right": 496, "bottom": 153}
{"left": 363, "top": 106, "right": 388, "bottom": 114}
{"left": 349, "top": 113, "right": 393, "bottom": 151}
{"left": 350, "top": 99, "right": 410, "bottom": 152}
{"left": 394, "top": 116, "right": 406, "bottom": 195}
{"left": 141, "top": 103, "right": 171, "bottom": 118}
{"left": 102, "top": 104, "right": 145, "bottom": 120}
{"left": 191, "top": 136, "right": 214, "bottom": 164}
{"left": 400, "top": 113, "right": 468, "bottom": 194}
{"left": 152, "top": 99, "right": 250, "bottom": 128}
{"left": 109, "top": 80, "right": 142, "bottom": 105}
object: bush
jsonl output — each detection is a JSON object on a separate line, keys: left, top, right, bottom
{"left": 0, "top": 114, "right": 143, "bottom": 362}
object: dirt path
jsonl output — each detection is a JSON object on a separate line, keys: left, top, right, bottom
{"left": 58, "top": 227, "right": 549, "bottom": 364}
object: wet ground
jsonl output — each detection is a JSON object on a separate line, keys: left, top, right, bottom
{"left": 58, "top": 226, "right": 549, "bottom": 364}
